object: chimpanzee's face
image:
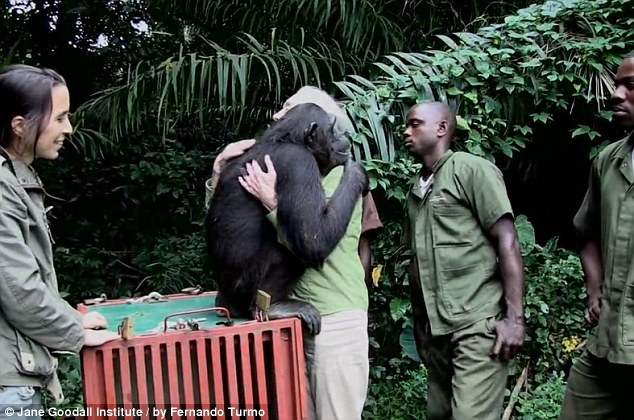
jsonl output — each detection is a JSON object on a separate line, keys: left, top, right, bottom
{"left": 306, "top": 117, "right": 351, "bottom": 174}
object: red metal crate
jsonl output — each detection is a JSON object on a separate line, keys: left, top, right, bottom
{"left": 76, "top": 292, "right": 308, "bottom": 420}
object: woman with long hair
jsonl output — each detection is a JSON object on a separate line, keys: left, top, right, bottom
{"left": 0, "top": 64, "right": 119, "bottom": 418}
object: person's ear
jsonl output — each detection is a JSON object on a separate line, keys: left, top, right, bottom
{"left": 437, "top": 120, "right": 448, "bottom": 137}
{"left": 11, "top": 116, "right": 26, "bottom": 138}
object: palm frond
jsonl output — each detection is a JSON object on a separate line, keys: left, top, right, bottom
{"left": 75, "top": 32, "right": 358, "bottom": 143}
{"left": 152, "top": 0, "right": 407, "bottom": 60}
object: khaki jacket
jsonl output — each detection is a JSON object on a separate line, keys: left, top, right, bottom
{"left": 0, "top": 149, "right": 85, "bottom": 402}
{"left": 574, "top": 134, "right": 634, "bottom": 364}
{"left": 405, "top": 150, "right": 513, "bottom": 335}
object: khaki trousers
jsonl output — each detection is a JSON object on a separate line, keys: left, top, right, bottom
{"left": 302, "top": 309, "right": 369, "bottom": 420}
{"left": 421, "top": 316, "right": 508, "bottom": 420}
{"left": 559, "top": 350, "right": 634, "bottom": 420}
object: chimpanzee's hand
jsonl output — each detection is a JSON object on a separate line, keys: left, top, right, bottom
{"left": 344, "top": 159, "right": 369, "bottom": 195}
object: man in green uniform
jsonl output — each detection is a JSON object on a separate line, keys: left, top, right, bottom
{"left": 559, "top": 51, "right": 634, "bottom": 419}
{"left": 404, "top": 102, "right": 525, "bottom": 420}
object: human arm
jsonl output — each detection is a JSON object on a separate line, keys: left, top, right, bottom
{"left": 359, "top": 193, "right": 383, "bottom": 287}
{"left": 359, "top": 237, "right": 372, "bottom": 288}
{"left": 460, "top": 160, "right": 525, "bottom": 360}
{"left": 408, "top": 258, "right": 429, "bottom": 360}
{"left": 579, "top": 239, "right": 603, "bottom": 325}
{"left": 488, "top": 215, "right": 525, "bottom": 360}
{"left": 205, "top": 139, "right": 256, "bottom": 209}
{"left": 0, "top": 181, "right": 85, "bottom": 353}
{"left": 573, "top": 160, "right": 603, "bottom": 326}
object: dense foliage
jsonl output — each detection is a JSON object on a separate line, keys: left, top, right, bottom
{"left": 338, "top": 0, "right": 634, "bottom": 162}
{"left": 2, "top": 0, "right": 633, "bottom": 418}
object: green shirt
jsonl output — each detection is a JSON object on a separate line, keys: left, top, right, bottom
{"left": 574, "top": 134, "right": 634, "bottom": 364}
{"left": 284, "top": 166, "right": 367, "bottom": 315}
{"left": 405, "top": 150, "right": 513, "bottom": 335}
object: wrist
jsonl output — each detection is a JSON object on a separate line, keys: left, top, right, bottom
{"left": 504, "top": 308, "right": 524, "bottom": 324}
{"left": 587, "top": 287, "right": 601, "bottom": 300}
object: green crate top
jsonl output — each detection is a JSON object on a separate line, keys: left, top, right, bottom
{"left": 85, "top": 294, "right": 249, "bottom": 334}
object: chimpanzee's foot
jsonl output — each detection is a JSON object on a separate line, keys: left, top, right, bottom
{"left": 267, "top": 299, "right": 322, "bottom": 335}
{"left": 215, "top": 291, "right": 245, "bottom": 318}
{"left": 252, "top": 306, "right": 268, "bottom": 322}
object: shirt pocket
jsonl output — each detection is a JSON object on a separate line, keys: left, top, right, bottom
{"left": 13, "top": 329, "right": 58, "bottom": 379}
{"left": 430, "top": 198, "right": 474, "bottom": 248}
{"left": 620, "top": 284, "right": 634, "bottom": 346}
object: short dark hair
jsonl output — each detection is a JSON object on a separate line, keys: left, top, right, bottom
{"left": 0, "top": 64, "right": 66, "bottom": 152}
{"left": 412, "top": 101, "right": 457, "bottom": 139}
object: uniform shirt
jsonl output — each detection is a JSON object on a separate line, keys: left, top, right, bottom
{"left": 405, "top": 150, "right": 514, "bottom": 335}
{"left": 574, "top": 134, "right": 634, "bottom": 364}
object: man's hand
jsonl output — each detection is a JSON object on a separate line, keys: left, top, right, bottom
{"left": 82, "top": 311, "right": 108, "bottom": 330}
{"left": 490, "top": 318, "right": 525, "bottom": 361}
{"left": 213, "top": 139, "right": 257, "bottom": 176}
{"left": 586, "top": 293, "right": 602, "bottom": 326}
{"left": 238, "top": 155, "right": 278, "bottom": 211}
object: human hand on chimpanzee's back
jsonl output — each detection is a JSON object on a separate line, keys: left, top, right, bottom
{"left": 239, "top": 155, "right": 278, "bottom": 212}
{"left": 213, "top": 139, "right": 257, "bottom": 176}
{"left": 490, "top": 317, "right": 525, "bottom": 361}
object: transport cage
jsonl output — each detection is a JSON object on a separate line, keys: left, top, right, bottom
{"left": 76, "top": 292, "right": 309, "bottom": 420}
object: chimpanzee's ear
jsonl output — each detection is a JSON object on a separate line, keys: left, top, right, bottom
{"left": 305, "top": 122, "right": 318, "bottom": 143}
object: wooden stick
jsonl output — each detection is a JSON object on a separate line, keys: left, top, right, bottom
{"left": 502, "top": 363, "right": 530, "bottom": 420}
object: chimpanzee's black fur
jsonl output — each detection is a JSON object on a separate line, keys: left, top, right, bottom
{"left": 204, "top": 103, "right": 368, "bottom": 334}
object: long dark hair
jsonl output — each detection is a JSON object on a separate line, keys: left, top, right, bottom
{"left": 0, "top": 64, "right": 66, "bottom": 154}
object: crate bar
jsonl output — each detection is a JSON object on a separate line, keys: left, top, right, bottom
{"left": 179, "top": 340, "right": 196, "bottom": 420}
{"left": 150, "top": 344, "right": 165, "bottom": 409}
{"left": 118, "top": 347, "right": 134, "bottom": 419}
{"left": 239, "top": 333, "right": 255, "bottom": 420}
{"left": 251, "top": 331, "right": 269, "bottom": 420}
{"left": 134, "top": 346, "right": 149, "bottom": 418}
{"left": 290, "top": 322, "right": 309, "bottom": 419}
{"left": 223, "top": 334, "right": 240, "bottom": 417}
{"left": 102, "top": 349, "right": 118, "bottom": 420}
{"left": 195, "top": 339, "right": 211, "bottom": 408}
{"left": 210, "top": 336, "right": 226, "bottom": 409}
{"left": 166, "top": 343, "right": 181, "bottom": 410}
{"left": 271, "top": 330, "right": 293, "bottom": 420}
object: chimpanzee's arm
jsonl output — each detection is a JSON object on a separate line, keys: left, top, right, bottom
{"left": 268, "top": 146, "right": 367, "bottom": 266}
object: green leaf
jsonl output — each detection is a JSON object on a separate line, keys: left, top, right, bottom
{"left": 464, "top": 91, "right": 478, "bottom": 103}
{"left": 572, "top": 125, "right": 591, "bottom": 138}
{"left": 456, "top": 115, "right": 470, "bottom": 131}
{"left": 446, "top": 86, "right": 463, "bottom": 96}
{"left": 399, "top": 323, "right": 421, "bottom": 363}
{"left": 390, "top": 297, "right": 410, "bottom": 321}
{"left": 515, "top": 214, "right": 536, "bottom": 255}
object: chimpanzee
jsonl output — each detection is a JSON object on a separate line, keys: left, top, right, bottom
{"left": 204, "top": 103, "right": 368, "bottom": 335}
